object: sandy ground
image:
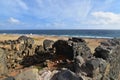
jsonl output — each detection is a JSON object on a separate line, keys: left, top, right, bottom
{"left": 0, "top": 34, "right": 107, "bottom": 53}
{"left": 85, "top": 38, "right": 107, "bottom": 53}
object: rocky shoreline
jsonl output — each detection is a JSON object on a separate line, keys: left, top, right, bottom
{"left": 0, "top": 35, "right": 120, "bottom": 80}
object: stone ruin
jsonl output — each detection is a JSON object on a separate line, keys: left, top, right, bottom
{"left": 0, "top": 36, "right": 120, "bottom": 80}
{"left": 0, "top": 36, "right": 35, "bottom": 73}
{"left": 94, "top": 39, "right": 120, "bottom": 79}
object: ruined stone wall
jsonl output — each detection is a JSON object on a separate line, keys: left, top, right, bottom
{"left": 1, "top": 36, "right": 120, "bottom": 80}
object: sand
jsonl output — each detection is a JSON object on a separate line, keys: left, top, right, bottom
{"left": 0, "top": 34, "right": 107, "bottom": 53}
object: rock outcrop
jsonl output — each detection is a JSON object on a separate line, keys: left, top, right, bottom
{"left": 0, "top": 36, "right": 35, "bottom": 73}
{"left": 53, "top": 37, "right": 92, "bottom": 60}
{"left": 1, "top": 36, "right": 120, "bottom": 80}
{"left": 53, "top": 40, "right": 74, "bottom": 60}
{"left": 94, "top": 39, "right": 120, "bottom": 79}
{"left": 43, "top": 39, "right": 54, "bottom": 53}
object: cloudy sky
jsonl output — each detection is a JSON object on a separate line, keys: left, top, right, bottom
{"left": 0, "top": 0, "right": 120, "bottom": 29}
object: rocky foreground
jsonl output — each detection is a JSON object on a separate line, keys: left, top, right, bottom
{"left": 0, "top": 35, "right": 120, "bottom": 80}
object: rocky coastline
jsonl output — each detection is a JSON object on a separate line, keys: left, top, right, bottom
{"left": 0, "top": 35, "right": 120, "bottom": 80}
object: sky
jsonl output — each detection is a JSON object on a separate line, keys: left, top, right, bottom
{"left": 0, "top": 0, "right": 120, "bottom": 30}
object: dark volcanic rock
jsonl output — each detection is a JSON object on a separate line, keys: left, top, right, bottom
{"left": 85, "top": 58, "right": 107, "bottom": 77}
{"left": 53, "top": 40, "right": 74, "bottom": 60}
{"left": 53, "top": 38, "right": 94, "bottom": 79}
{"left": 94, "top": 39, "right": 119, "bottom": 61}
{"left": 0, "top": 48, "right": 8, "bottom": 76}
{"left": 69, "top": 37, "right": 85, "bottom": 43}
{"left": 85, "top": 58, "right": 100, "bottom": 72}
{"left": 51, "top": 70, "right": 83, "bottom": 80}
{"left": 73, "top": 42, "right": 92, "bottom": 77}
{"left": 75, "top": 57, "right": 107, "bottom": 79}
{"left": 53, "top": 38, "right": 92, "bottom": 60}
{"left": 94, "top": 39, "right": 120, "bottom": 79}
{"left": 21, "top": 44, "right": 54, "bottom": 67}
{"left": 35, "top": 45, "right": 45, "bottom": 55}
{"left": 94, "top": 46, "right": 110, "bottom": 60}
{"left": 73, "top": 42, "right": 92, "bottom": 61}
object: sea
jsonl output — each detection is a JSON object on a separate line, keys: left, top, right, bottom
{"left": 0, "top": 30, "right": 120, "bottom": 38}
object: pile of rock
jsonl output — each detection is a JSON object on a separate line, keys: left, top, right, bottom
{"left": 53, "top": 37, "right": 92, "bottom": 60}
{"left": 21, "top": 39, "right": 55, "bottom": 67}
{"left": 1, "top": 36, "right": 120, "bottom": 80}
{"left": 0, "top": 36, "right": 35, "bottom": 74}
{"left": 94, "top": 39, "right": 120, "bottom": 79}
{"left": 3, "top": 68, "right": 83, "bottom": 80}
{"left": 51, "top": 37, "right": 120, "bottom": 80}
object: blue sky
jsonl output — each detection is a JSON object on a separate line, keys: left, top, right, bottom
{"left": 0, "top": 0, "right": 120, "bottom": 29}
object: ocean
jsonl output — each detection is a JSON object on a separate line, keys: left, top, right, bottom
{"left": 0, "top": 30, "right": 120, "bottom": 38}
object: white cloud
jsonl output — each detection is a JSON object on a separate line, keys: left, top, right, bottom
{"left": 1, "top": 0, "right": 120, "bottom": 29}
{"left": 88, "top": 11, "right": 120, "bottom": 25}
{"left": 35, "top": 0, "right": 93, "bottom": 20}
{"left": 8, "top": 17, "right": 21, "bottom": 24}
{"left": 15, "top": 0, "right": 29, "bottom": 10}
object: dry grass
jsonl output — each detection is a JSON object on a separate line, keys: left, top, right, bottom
{"left": 0, "top": 34, "right": 19, "bottom": 41}
{"left": 85, "top": 38, "right": 107, "bottom": 53}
